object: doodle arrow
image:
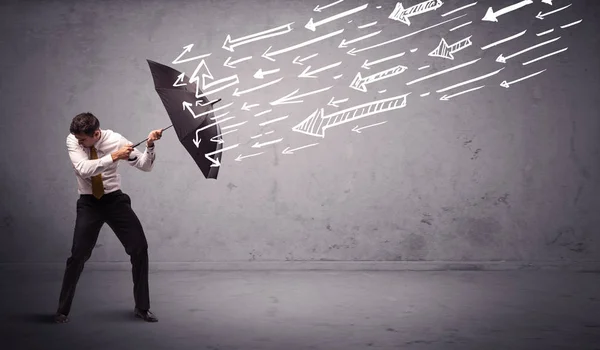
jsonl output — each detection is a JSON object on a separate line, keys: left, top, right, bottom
{"left": 482, "top": 0, "right": 533, "bottom": 22}
{"left": 270, "top": 86, "right": 332, "bottom": 105}
{"left": 306, "top": 3, "right": 368, "bottom": 31}
{"left": 222, "top": 22, "right": 293, "bottom": 52}
{"left": 389, "top": 0, "right": 444, "bottom": 26}
{"left": 292, "top": 93, "right": 410, "bottom": 138}
{"left": 349, "top": 64, "right": 407, "bottom": 92}
{"left": 429, "top": 36, "right": 472, "bottom": 60}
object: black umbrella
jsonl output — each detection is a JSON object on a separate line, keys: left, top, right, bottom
{"left": 132, "top": 59, "right": 226, "bottom": 179}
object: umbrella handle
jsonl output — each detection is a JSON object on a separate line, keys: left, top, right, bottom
{"left": 127, "top": 125, "right": 173, "bottom": 161}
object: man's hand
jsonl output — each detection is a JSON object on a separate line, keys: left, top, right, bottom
{"left": 146, "top": 129, "right": 163, "bottom": 147}
{"left": 111, "top": 144, "right": 134, "bottom": 162}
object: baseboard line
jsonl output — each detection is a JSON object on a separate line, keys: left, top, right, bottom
{"left": 1, "top": 261, "right": 599, "bottom": 272}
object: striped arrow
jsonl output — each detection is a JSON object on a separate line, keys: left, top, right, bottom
{"left": 389, "top": 0, "right": 444, "bottom": 26}
{"left": 292, "top": 93, "right": 410, "bottom": 138}
{"left": 349, "top": 64, "right": 407, "bottom": 92}
{"left": 429, "top": 36, "right": 472, "bottom": 60}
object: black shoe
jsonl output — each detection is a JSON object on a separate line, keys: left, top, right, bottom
{"left": 134, "top": 308, "right": 158, "bottom": 322}
{"left": 54, "top": 313, "right": 69, "bottom": 323}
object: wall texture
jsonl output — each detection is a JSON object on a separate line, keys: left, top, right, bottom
{"left": 1, "top": 0, "right": 598, "bottom": 263}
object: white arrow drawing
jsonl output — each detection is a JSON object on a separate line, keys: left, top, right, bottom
{"left": 560, "top": 19, "right": 582, "bottom": 29}
{"left": 292, "top": 93, "right": 410, "bottom": 138}
{"left": 350, "top": 64, "right": 408, "bottom": 92}
{"left": 270, "top": 86, "right": 332, "bottom": 105}
{"left": 183, "top": 101, "right": 233, "bottom": 119}
{"left": 436, "top": 67, "right": 504, "bottom": 93}
{"left": 235, "top": 152, "right": 264, "bottom": 162}
{"left": 306, "top": 3, "right": 368, "bottom": 31}
{"left": 339, "top": 30, "right": 382, "bottom": 48}
{"left": 328, "top": 96, "right": 349, "bottom": 107}
{"left": 358, "top": 21, "right": 377, "bottom": 29}
{"left": 223, "top": 56, "right": 252, "bottom": 68}
{"left": 210, "top": 129, "right": 238, "bottom": 144}
{"left": 536, "top": 4, "right": 571, "bottom": 20}
{"left": 293, "top": 53, "right": 319, "bottom": 65}
{"left": 481, "top": 30, "right": 526, "bottom": 50}
{"left": 172, "top": 44, "right": 211, "bottom": 64}
{"left": 496, "top": 36, "right": 560, "bottom": 63}
{"left": 352, "top": 121, "right": 387, "bottom": 133}
{"left": 259, "top": 115, "right": 289, "bottom": 126}
{"left": 406, "top": 58, "right": 480, "bottom": 85}
{"left": 442, "top": 1, "right": 477, "bottom": 17}
{"left": 241, "top": 102, "right": 259, "bottom": 111}
{"left": 482, "top": 0, "right": 533, "bottom": 22}
{"left": 439, "top": 85, "right": 485, "bottom": 100}
{"left": 254, "top": 68, "right": 281, "bottom": 79}
{"left": 314, "top": 0, "right": 344, "bottom": 12}
{"left": 198, "top": 117, "right": 236, "bottom": 132}
{"left": 389, "top": 0, "right": 444, "bottom": 26}
{"left": 222, "top": 22, "right": 294, "bottom": 52}
{"left": 205, "top": 143, "right": 240, "bottom": 167}
{"left": 500, "top": 69, "right": 546, "bottom": 88}
{"left": 173, "top": 73, "right": 187, "bottom": 87}
{"left": 541, "top": 0, "right": 552, "bottom": 5}
{"left": 252, "top": 138, "right": 283, "bottom": 148}
{"left": 362, "top": 52, "right": 405, "bottom": 69}
{"left": 298, "top": 61, "right": 342, "bottom": 78}
{"left": 263, "top": 29, "right": 344, "bottom": 61}
{"left": 282, "top": 143, "right": 319, "bottom": 154}
{"left": 232, "top": 78, "right": 283, "bottom": 97}
{"left": 347, "top": 14, "right": 465, "bottom": 55}
{"left": 522, "top": 47, "right": 568, "bottom": 65}
{"left": 222, "top": 121, "right": 248, "bottom": 130}
{"left": 254, "top": 109, "right": 272, "bottom": 117}
{"left": 193, "top": 129, "right": 203, "bottom": 148}
{"left": 429, "top": 36, "right": 472, "bottom": 60}
{"left": 189, "top": 60, "right": 239, "bottom": 99}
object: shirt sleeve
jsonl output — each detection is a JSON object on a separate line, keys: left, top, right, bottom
{"left": 66, "top": 135, "right": 113, "bottom": 178}
{"left": 122, "top": 135, "right": 156, "bottom": 172}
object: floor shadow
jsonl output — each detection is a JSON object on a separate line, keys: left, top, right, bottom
{"left": 93, "top": 308, "right": 136, "bottom": 322}
{"left": 6, "top": 313, "right": 57, "bottom": 324}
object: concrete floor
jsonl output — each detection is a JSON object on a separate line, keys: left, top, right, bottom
{"left": 1, "top": 266, "right": 599, "bottom": 350}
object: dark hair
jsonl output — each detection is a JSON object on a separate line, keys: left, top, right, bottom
{"left": 70, "top": 112, "right": 100, "bottom": 136}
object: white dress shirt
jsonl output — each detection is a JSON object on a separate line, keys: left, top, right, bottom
{"left": 66, "top": 128, "right": 156, "bottom": 195}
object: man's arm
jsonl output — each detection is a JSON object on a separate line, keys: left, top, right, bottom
{"left": 67, "top": 136, "right": 113, "bottom": 178}
{"left": 123, "top": 136, "right": 156, "bottom": 172}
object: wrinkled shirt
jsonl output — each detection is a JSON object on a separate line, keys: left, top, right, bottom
{"left": 66, "top": 128, "right": 156, "bottom": 195}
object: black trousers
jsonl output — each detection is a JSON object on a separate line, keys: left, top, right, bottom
{"left": 56, "top": 189, "right": 150, "bottom": 315}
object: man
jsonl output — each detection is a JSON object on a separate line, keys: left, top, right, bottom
{"left": 55, "top": 112, "right": 162, "bottom": 323}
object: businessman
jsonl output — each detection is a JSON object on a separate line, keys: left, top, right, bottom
{"left": 55, "top": 112, "right": 162, "bottom": 323}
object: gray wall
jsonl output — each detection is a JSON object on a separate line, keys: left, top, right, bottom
{"left": 1, "top": 0, "right": 598, "bottom": 263}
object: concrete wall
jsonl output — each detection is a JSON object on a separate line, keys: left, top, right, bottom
{"left": 1, "top": 0, "right": 598, "bottom": 263}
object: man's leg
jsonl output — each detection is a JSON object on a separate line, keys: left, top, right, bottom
{"left": 56, "top": 196, "right": 104, "bottom": 322}
{"left": 104, "top": 191, "right": 155, "bottom": 321}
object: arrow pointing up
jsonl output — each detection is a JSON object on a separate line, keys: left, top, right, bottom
{"left": 482, "top": 0, "right": 533, "bottom": 22}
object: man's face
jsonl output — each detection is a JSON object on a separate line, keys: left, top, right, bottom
{"left": 74, "top": 130, "right": 100, "bottom": 148}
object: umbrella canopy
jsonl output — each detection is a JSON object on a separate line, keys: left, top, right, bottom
{"left": 147, "top": 59, "right": 224, "bottom": 179}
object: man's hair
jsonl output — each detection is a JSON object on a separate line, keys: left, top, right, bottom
{"left": 70, "top": 112, "right": 100, "bottom": 136}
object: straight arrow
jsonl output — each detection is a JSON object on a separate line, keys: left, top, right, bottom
{"left": 536, "top": 4, "right": 572, "bottom": 20}
{"left": 262, "top": 29, "right": 344, "bottom": 61}
{"left": 282, "top": 143, "right": 319, "bottom": 154}
{"left": 305, "top": 3, "right": 368, "bottom": 31}
{"left": 222, "top": 22, "right": 294, "bottom": 52}
{"left": 482, "top": 0, "right": 533, "bottom": 22}
{"left": 496, "top": 36, "right": 561, "bottom": 63}
{"left": 500, "top": 69, "right": 546, "bottom": 88}
{"left": 270, "top": 86, "right": 332, "bottom": 105}
{"left": 298, "top": 61, "right": 342, "bottom": 78}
